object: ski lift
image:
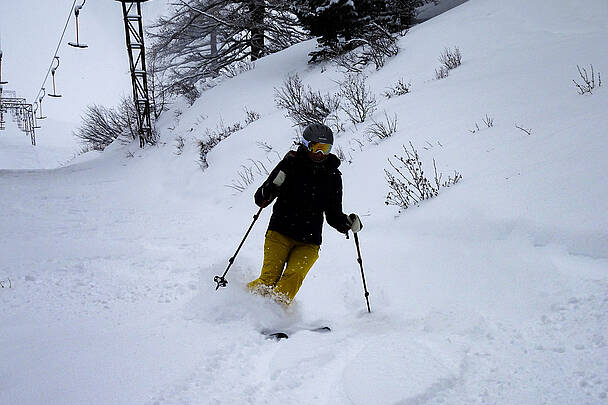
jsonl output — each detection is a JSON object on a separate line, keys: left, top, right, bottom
{"left": 0, "top": 50, "right": 7, "bottom": 85}
{"left": 68, "top": 1, "right": 88, "bottom": 49}
{"left": 0, "top": 87, "right": 4, "bottom": 129}
{"left": 38, "top": 88, "right": 48, "bottom": 120}
{"left": 32, "top": 102, "right": 42, "bottom": 129}
{"left": 48, "top": 57, "right": 62, "bottom": 98}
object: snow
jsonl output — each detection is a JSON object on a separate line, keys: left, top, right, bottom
{"left": 2, "top": 0, "right": 608, "bottom": 404}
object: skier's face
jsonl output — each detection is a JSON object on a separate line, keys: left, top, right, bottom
{"left": 308, "top": 150, "right": 328, "bottom": 162}
{"left": 303, "top": 140, "right": 331, "bottom": 162}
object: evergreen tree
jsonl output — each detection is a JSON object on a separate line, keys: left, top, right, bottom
{"left": 293, "top": 0, "right": 426, "bottom": 61}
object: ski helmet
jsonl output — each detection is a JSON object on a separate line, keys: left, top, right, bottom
{"left": 302, "top": 123, "right": 333, "bottom": 145}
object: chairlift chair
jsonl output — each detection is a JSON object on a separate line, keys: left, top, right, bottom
{"left": 48, "top": 57, "right": 62, "bottom": 98}
{"left": 68, "top": 1, "right": 88, "bottom": 49}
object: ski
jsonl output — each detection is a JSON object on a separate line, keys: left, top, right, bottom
{"left": 262, "top": 326, "right": 331, "bottom": 341}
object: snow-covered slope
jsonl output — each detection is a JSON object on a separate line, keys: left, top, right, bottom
{"left": 2, "top": 0, "right": 607, "bottom": 404}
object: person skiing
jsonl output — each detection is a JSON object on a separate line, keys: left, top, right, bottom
{"left": 247, "top": 123, "right": 362, "bottom": 305}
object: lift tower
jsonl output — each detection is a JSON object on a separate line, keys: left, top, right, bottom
{"left": 116, "top": 0, "right": 154, "bottom": 147}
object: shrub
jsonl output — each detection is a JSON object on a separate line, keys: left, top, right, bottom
{"left": 169, "top": 82, "right": 200, "bottom": 106}
{"left": 435, "top": 66, "right": 449, "bottom": 80}
{"left": 198, "top": 120, "right": 243, "bottom": 169}
{"left": 515, "top": 124, "right": 532, "bottom": 136}
{"left": 274, "top": 73, "right": 341, "bottom": 128}
{"left": 439, "top": 47, "right": 462, "bottom": 70}
{"left": 339, "top": 74, "right": 377, "bottom": 124}
{"left": 482, "top": 114, "right": 494, "bottom": 128}
{"left": 222, "top": 60, "right": 256, "bottom": 79}
{"left": 434, "top": 47, "right": 462, "bottom": 80}
{"left": 175, "top": 135, "right": 185, "bottom": 155}
{"left": 243, "top": 107, "right": 261, "bottom": 125}
{"left": 385, "top": 142, "right": 462, "bottom": 210}
{"left": 383, "top": 78, "right": 411, "bottom": 98}
{"left": 74, "top": 97, "right": 141, "bottom": 151}
{"left": 469, "top": 114, "right": 494, "bottom": 133}
{"left": 333, "top": 145, "right": 352, "bottom": 164}
{"left": 367, "top": 111, "right": 398, "bottom": 141}
{"left": 573, "top": 64, "right": 602, "bottom": 95}
{"left": 226, "top": 159, "right": 270, "bottom": 192}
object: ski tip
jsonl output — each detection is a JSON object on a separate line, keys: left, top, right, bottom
{"left": 265, "top": 332, "right": 289, "bottom": 341}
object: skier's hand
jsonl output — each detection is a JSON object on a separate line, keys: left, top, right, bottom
{"left": 346, "top": 213, "right": 363, "bottom": 233}
{"left": 255, "top": 171, "right": 286, "bottom": 208}
{"left": 255, "top": 186, "right": 275, "bottom": 208}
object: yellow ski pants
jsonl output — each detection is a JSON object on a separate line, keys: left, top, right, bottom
{"left": 248, "top": 230, "right": 320, "bottom": 305}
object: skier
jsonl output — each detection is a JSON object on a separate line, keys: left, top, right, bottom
{"left": 247, "top": 123, "right": 362, "bottom": 305}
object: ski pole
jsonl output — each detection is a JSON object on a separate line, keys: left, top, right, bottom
{"left": 214, "top": 206, "right": 263, "bottom": 290}
{"left": 353, "top": 232, "right": 371, "bottom": 313}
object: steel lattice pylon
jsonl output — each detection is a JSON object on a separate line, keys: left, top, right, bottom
{"left": 0, "top": 86, "right": 37, "bottom": 145}
{"left": 116, "top": 0, "right": 154, "bottom": 148}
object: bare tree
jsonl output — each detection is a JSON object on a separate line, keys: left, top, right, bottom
{"left": 148, "top": 0, "right": 307, "bottom": 96}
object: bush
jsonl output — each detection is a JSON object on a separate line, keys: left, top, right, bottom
{"left": 434, "top": 47, "right": 462, "bottom": 80}
{"left": 367, "top": 111, "right": 398, "bottom": 140}
{"left": 274, "top": 73, "right": 341, "bottom": 128}
{"left": 243, "top": 107, "right": 261, "bottom": 125}
{"left": 339, "top": 73, "right": 377, "bottom": 124}
{"left": 169, "top": 82, "right": 200, "bottom": 106}
{"left": 469, "top": 114, "right": 494, "bottom": 134}
{"left": 222, "top": 61, "right": 256, "bottom": 79}
{"left": 226, "top": 159, "right": 271, "bottom": 192}
{"left": 74, "top": 97, "right": 140, "bottom": 151}
{"left": 198, "top": 120, "right": 243, "bottom": 169}
{"left": 435, "top": 66, "right": 449, "bottom": 80}
{"left": 439, "top": 47, "right": 462, "bottom": 70}
{"left": 383, "top": 78, "right": 411, "bottom": 98}
{"left": 573, "top": 64, "right": 602, "bottom": 95}
{"left": 175, "top": 135, "right": 185, "bottom": 155}
{"left": 385, "top": 142, "right": 462, "bottom": 210}
{"left": 333, "top": 145, "right": 352, "bottom": 164}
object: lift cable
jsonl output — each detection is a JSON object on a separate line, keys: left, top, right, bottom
{"left": 32, "top": 0, "right": 78, "bottom": 105}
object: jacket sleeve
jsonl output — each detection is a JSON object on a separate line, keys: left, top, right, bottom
{"left": 254, "top": 152, "right": 293, "bottom": 207}
{"left": 325, "top": 170, "right": 351, "bottom": 234}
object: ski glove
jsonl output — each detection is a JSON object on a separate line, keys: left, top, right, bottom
{"left": 346, "top": 213, "right": 363, "bottom": 233}
{"left": 255, "top": 184, "right": 276, "bottom": 208}
{"left": 255, "top": 170, "right": 286, "bottom": 208}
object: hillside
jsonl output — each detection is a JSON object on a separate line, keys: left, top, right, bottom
{"left": 1, "top": 0, "right": 607, "bottom": 404}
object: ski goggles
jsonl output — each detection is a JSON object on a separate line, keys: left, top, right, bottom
{"left": 302, "top": 139, "right": 332, "bottom": 155}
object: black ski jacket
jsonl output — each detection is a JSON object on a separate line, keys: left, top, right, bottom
{"left": 255, "top": 146, "right": 350, "bottom": 245}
